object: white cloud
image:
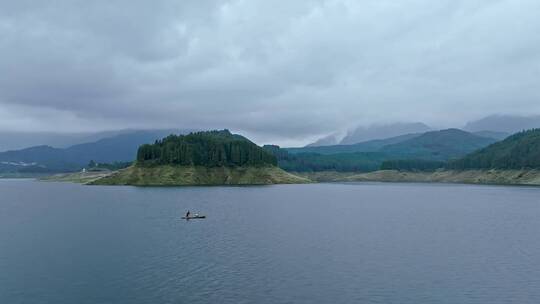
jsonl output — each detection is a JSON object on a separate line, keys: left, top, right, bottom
{"left": 0, "top": 0, "right": 539, "bottom": 145}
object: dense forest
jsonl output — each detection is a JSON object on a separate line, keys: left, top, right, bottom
{"left": 449, "top": 129, "right": 540, "bottom": 169}
{"left": 380, "top": 159, "right": 446, "bottom": 171}
{"left": 264, "top": 145, "right": 386, "bottom": 172}
{"left": 137, "top": 130, "right": 277, "bottom": 167}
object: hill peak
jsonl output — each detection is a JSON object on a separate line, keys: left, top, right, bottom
{"left": 137, "top": 130, "right": 276, "bottom": 167}
{"left": 451, "top": 128, "right": 540, "bottom": 169}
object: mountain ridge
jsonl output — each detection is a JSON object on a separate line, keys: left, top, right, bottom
{"left": 0, "top": 129, "right": 194, "bottom": 172}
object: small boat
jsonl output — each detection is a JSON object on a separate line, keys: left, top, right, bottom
{"left": 181, "top": 214, "right": 206, "bottom": 220}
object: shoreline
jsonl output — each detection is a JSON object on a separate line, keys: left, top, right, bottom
{"left": 36, "top": 168, "right": 540, "bottom": 187}
{"left": 88, "top": 165, "right": 310, "bottom": 186}
{"left": 298, "top": 169, "right": 540, "bottom": 187}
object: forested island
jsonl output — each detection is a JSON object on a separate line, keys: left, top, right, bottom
{"left": 92, "top": 130, "right": 309, "bottom": 186}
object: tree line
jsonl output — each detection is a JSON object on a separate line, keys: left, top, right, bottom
{"left": 448, "top": 128, "right": 540, "bottom": 170}
{"left": 137, "top": 130, "right": 277, "bottom": 167}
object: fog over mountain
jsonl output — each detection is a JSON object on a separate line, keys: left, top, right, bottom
{"left": 1, "top": 1, "right": 540, "bottom": 146}
{"left": 339, "top": 122, "right": 431, "bottom": 145}
{"left": 305, "top": 134, "right": 340, "bottom": 147}
{"left": 464, "top": 115, "right": 540, "bottom": 134}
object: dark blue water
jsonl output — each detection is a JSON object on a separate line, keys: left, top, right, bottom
{"left": 1, "top": 179, "right": 540, "bottom": 303}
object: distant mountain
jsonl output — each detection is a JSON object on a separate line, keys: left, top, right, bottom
{"left": 286, "top": 133, "right": 421, "bottom": 155}
{"left": 380, "top": 129, "right": 498, "bottom": 161}
{"left": 266, "top": 129, "right": 496, "bottom": 172}
{"left": 305, "top": 134, "right": 340, "bottom": 147}
{"left": 340, "top": 122, "right": 431, "bottom": 145}
{"left": 450, "top": 128, "right": 540, "bottom": 169}
{"left": 0, "top": 146, "right": 75, "bottom": 172}
{"left": 0, "top": 129, "right": 194, "bottom": 173}
{"left": 464, "top": 115, "right": 540, "bottom": 134}
{"left": 0, "top": 130, "right": 141, "bottom": 152}
{"left": 472, "top": 130, "right": 510, "bottom": 140}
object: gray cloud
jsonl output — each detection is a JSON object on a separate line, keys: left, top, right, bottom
{"left": 1, "top": 0, "right": 539, "bottom": 145}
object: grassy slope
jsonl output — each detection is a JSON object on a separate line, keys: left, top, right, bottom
{"left": 41, "top": 171, "right": 113, "bottom": 183}
{"left": 295, "top": 171, "right": 359, "bottom": 182}
{"left": 91, "top": 165, "right": 310, "bottom": 186}
{"left": 342, "top": 169, "right": 540, "bottom": 186}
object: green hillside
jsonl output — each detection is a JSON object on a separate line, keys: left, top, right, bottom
{"left": 285, "top": 133, "right": 420, "bottom": 155}
{"left": 266, "top": 129, "right": 497, "bottom": 173}
{"left": 380, "top": 129, "right": 497, "bottom": 161}
{"left": 450, "top": 128, "right": 540, "bottom": 169}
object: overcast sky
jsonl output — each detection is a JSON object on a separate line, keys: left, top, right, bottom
{"left": 1, "top": 0, "right": 539, "bottom": 145}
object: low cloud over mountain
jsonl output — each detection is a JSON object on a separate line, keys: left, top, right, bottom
{"left": 1, "top": 1, "right": 540, "bottom": 145}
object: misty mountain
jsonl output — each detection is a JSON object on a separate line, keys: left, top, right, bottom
{"left": 339, "top": 122, "right": 431, "bottom": 145}
{"left": 287, "top": 133, "right": 421, "bottom": 155}
{"left": 464, "top": 115, "right": 540, "bottom": 134}
{"left": 305, "top": 134, "right": 340, "bottom": 147}
{"left": 0, "top": 130, "right": 139, "bottom": 152}
{"left": 267, "top": 129, "right": 497, "bottom": 172}
{"left": 380, "top": 129, "right": 498, "bottom": 161}
{"left": 0, "top": 129, "right": 194, "bottom": 172}
{"left": 471, "top": 130, "right": 510, "bottom": 141}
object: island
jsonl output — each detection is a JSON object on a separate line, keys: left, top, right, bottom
{"left": 90, "top": 130, "right": 310, "bottom": 186}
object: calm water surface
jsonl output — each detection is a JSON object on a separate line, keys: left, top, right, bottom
{"left": 1, "top": 179, "right": 540, "bottom": 303}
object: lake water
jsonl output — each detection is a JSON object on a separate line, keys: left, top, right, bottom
{"left": 1, "top": 179, "right": 540, "bottom": 303}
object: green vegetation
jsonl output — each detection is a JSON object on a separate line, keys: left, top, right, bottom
{"left": 41, "top": 171, "right": 113, "bottom": 183}
{"left": 91, "top": 165, "right": 310, "bottom": 186}
{"left": 87, "top": 160, "right": 132, "bottom": 171}
{"left": 449, "top": 129, "right": 540, "bottom": 169}
{"left": 264, "top": 145, "right": 387, "bottom": 172}
{"left": 137, "top": 130, "right": 276, "bottom": 167}
{"left": 265, "top": 129, "right": 497, "bottom": 173}
{"left": 292, "top": 128, "right": 540, "bottom": 186}
{"left": 278, "top": 152, "right": 387, "bottom": 172}
{"left": 342, "top": 169, "right": 540, "bottom": 186}
{"left": 89, "top": 130, "right": 307, "bottom": 186}
{"left": 379, "top": 129, "right": 497, "bottom": 161}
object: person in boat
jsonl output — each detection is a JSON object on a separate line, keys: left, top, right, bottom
{"left": 185, "top": 210, "right": 190, "bottom": 219}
